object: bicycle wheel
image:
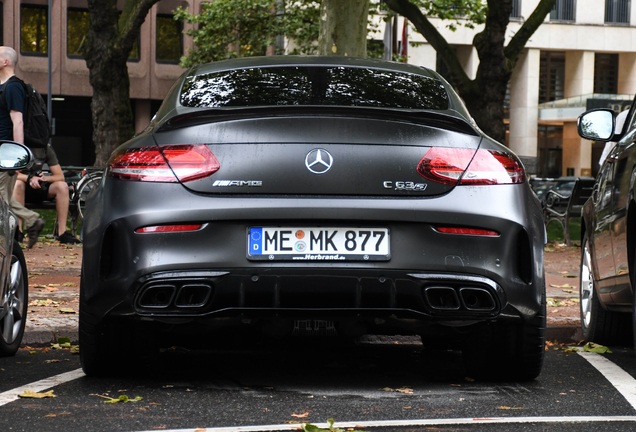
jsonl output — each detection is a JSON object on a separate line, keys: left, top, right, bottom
{"left": 76, "top": 173, "right": 102, "bottom": 220}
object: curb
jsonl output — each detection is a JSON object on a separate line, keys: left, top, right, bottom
{"left": 547, "top": 326, "right": 582, "bottom": 343}
{"left": 22, "top": 317, "right": 78, "bottom": 347}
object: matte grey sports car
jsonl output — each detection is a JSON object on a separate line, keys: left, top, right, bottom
{"left": 80, "top": 56, "right": 546, "bottom": 380}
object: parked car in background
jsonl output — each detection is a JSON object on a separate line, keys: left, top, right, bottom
{"left": 0, "top": 142, "right": 33, "bottom": 356}
{"left": 80, "top": 56, "right": 547, "bottom": 380}
{"left": 577, "top": 107, "right": 636, "bottom": 345}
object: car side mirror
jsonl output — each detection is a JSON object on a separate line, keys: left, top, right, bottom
{"left": 577, "top": 109, "right": 616, "bottom": 142}
{"left": 0, "top": 142, "right": 33, "bottom": 170}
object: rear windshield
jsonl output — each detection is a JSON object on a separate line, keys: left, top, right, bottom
{"left": 180, "top": 66, "right": 449, "bottom": 110}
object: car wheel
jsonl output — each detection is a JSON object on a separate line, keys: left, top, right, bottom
{"left": 462, "top": 293, "right": 546, "bottom": 381}
{"left": 0, "top": 242, "right": 28, "bottom": 356}
{"left": 80, "top": 307, "right": 158, "bottom": 377}
{"left": 79, "top": 268, "right": 157, "bottom": 377}
{"left": 580, "top": 234, "right": 631, "bottom": 345}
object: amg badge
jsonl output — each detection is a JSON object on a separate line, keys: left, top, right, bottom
{"left": 213, "top": 180, "right": 263, "bottom": 187}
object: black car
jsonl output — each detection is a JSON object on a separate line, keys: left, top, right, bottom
{"left": 577, "top": 108, "right": 636, "bottom": 345}
{"left": 0, "top": 142, "right": 34, "bottom": 356}
{"left": 80, "top": 56, "right": 547, "bottom": 380}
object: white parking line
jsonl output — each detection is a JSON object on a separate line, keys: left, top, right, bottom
{"left": 131, "top": 416, "right": 636, "bottom": 432}
{"left": 0, "top": 368, "right": 85, "bottom": 407}
{"left": 578, "top": 351, "right": 636, "bottom": 411}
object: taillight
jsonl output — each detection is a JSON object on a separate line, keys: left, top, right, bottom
{"left": 434, "top": 227, "right": 499, "bottom": 236}
{"left": 417, "top": 148, "right": 525, "bottom": 186}
{"left": 109, "top": 145, "right": 220, "bottom": 182}
{"left": 135, "top": 224, "right": 203, "bottom": 233}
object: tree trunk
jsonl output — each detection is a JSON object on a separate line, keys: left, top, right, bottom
{"left": 318, "top": 0, "right": 370, "bottom": 57}
{"left": 84, "top": 0, "right": 159, "bottom": 167}
{"left": 385, "top": 0, "right": 557, "bottom": 143}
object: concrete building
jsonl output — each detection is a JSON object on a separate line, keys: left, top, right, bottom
{"left": 2, "top": 0, "right": 635, "bottom": 175}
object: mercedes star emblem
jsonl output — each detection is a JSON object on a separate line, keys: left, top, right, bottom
{"left": 305, "top": 149, "right": 333, "bottom": 174}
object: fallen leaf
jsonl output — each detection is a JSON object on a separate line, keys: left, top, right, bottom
{"left": 291, "top": 412, "right": 309, "bottom": 418}
{"left": 19, "top": 390, "right": 56, "bottom": 399}
{"left": 584, "top": 342, "right": 612, "bottom": 354}
{"left": 550, "top": 284, "right": 575, "bottom": 289}
{"left": 59, "top": 308, "right": 76, "bottom": 314}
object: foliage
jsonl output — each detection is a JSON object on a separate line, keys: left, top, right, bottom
{"left": 174, "top": 0, "right": 321, "bottom": 67}
{"left": 380, "top": 0, "right": 486, "bottom": 31}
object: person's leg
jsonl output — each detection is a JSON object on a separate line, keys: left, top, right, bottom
{"left": 13, "top": 179, "right": 26, "bottom": 205}
{"left": 12, "top": 179, "right": 26, "bottom": 230}
{"left": 48, "top": 180, "right": 69, "bottom": 235}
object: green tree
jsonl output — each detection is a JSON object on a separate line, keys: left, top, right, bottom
{"left": 83, "top": 0, "right": 160, "bottom": 166}
{"left": 174, "top": 0, "right": 321, "bottom": 67}
{"left": 384, "top": 0, "right": 557, "bottom": 143}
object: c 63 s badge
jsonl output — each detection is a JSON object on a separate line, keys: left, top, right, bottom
{"left": 383, "top": 181, "right": 427, "bottom": 191}
{"left": 213, "top": 180, "right": 263, "bottom": 187}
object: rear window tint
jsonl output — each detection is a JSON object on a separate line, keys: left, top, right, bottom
{"left": 180, "top": 66, "right": 449, "bottom": 110}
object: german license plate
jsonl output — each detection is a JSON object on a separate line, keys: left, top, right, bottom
{"left": 247, "top": 227, "right": 390, "bottom": 261}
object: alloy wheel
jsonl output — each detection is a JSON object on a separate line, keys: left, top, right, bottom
{"left": 0, "top": 255, "right": 25, "bottom": 345}
{"left": 580, "top": 240, "right": 594, "bottom": 330}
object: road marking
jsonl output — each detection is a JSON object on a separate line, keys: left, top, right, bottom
{"left": 578, "top": 351, "right": 636, "bottom": 411}
{"left": 130, "top": 416, "right": 636, "bottom": 432}
{"left": 0, "top": 368, "right": 85, "bottom": 407}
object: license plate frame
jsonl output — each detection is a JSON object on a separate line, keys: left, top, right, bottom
{"left": 247, "top": 227, "right": 390, "bottom": 261}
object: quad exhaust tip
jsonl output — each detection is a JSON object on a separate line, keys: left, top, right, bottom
{"left": 424, "top": 286, "right": 496, "bottom": 312}
{"left": 138, "top": 283, "right": 213, "bottom": 309}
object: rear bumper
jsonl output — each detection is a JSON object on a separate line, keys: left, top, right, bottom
{"left": 81, "top": 180, "right": 546, "bottom": 329}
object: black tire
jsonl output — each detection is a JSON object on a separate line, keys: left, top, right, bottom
{"left": 580, "top": 234, "right": 631, "bottom": 345}
{"left": 462, "top": 294, "right": 546, "bottom": 381}
{"left": 80, "top": 264, "right": 156, "bottom": 376}
{"left": 0, "top": 242, "right": 28, "bottom": 356}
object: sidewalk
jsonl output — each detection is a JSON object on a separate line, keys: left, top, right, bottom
{"left": 20, "top": 241, "right": 583, "bottom": 347}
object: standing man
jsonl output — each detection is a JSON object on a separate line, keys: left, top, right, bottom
{"left": 0, "top": 46, "right": 44, "bottom": 248}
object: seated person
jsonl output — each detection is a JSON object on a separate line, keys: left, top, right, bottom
{"left": 12, "top": 144, "right": 80, "bottom": 244}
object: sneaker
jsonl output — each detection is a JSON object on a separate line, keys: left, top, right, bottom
{"left": 26, "top": 218, "right": 45, "bottom": 249}
{"left": 57, "top": 231, "right": 81, "bottom": 245}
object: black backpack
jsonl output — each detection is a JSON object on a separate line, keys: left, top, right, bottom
{"left": 0, "top": 76, "right": 51, "bottom": 148}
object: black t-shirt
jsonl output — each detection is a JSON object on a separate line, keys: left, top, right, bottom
{"left": 0, "top": 79, "right": 25, "bottom": 141}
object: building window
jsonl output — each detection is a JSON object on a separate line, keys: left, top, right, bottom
{"left": 539, "top": 51, "right": 565, "bottom": 103}
{"left": 67, "top": 9, "right": 90, "bottom": 58}
{"left": 605, "top": 0, "right": 630, "bottom": 24}
{"left": 538, "top": 126, "right": 563, "bottom": 178}
{"left": 156, "top": 14, "right": 182, "bottom": 63}
{"left": 65, "top": 8, "right": 139, "bottom": 61}
{"left": 511, "top": 0, "right": 522, "bottom": 18}
{"left": 594, "top": 53, "right": 619, "bottom": 94}
{"left": 550, "top": 0, "right": 576, "bottom": 22}
{"left": 21, "top": 4, "right": 48, "bottom": 55}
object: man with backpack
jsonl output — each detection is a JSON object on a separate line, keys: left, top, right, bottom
{"left": 0, "top": 46, "right": 44, "bottom": 248}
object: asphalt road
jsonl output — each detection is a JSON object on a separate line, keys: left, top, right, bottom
{"left": 2, "top": 339, "right": 636, "bottom": 432}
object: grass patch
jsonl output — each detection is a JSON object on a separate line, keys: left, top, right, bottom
{"left": 546, "top": 217, "right": 581, "bottom": 243}
{"left": 32, "top": 209, "right": 80, "bottom": 236}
